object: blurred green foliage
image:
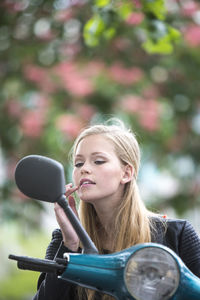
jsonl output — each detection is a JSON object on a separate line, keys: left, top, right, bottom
{"left": 0, "top": 271, "right": 38, "bottom": 300}
{"left": 0, "top": 223, "right": 50, "bottom": 300}
{"left": 0, "top": 0, "right": 200, "bottom": 225}
{"left": 84, "top": 0, "right": 180, "bottom": 53}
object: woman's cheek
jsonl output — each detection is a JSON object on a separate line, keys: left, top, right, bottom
{"left": 72, "top": 170, "right": 78, "bottom": 186}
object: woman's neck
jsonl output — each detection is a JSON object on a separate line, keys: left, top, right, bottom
{"left": 94, "top": 203, "right": 116, "bottom": 233}
{"left": 93, "top": 204, "right": 118, "bottom": 251}
{"left": 92, "top": 192, "right": 123, "bottom": 229}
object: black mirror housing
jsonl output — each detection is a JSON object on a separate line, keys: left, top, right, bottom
{"left": 15, "top": 155, "right": 66, "bottom": 203}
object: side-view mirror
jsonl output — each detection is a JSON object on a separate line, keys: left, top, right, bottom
{"left": 14, "top": 155, "right": 98, "bottom": 254}
{"left": 15, "top": 155, "right": 66, "bottom": 203}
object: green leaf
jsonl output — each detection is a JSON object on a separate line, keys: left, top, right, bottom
{"left": 83, "top": 15, "right": 105, "bottom": 46}
{"left": 142, "top": 25, "right": 181, "bottom": 54}
{"left": 95, "top": 0, "right": 111, "bottom": 7}
{"left": 103, "top": 27, "right": 116, "bottom": 40}
{"left": 117, "top": 2, "right": 134, "bottom": 20}
{"left": 143, "top": 37, "right": 173, "bottom": 54}
{"left": 168, "top": 26, "right": 181, "bottom": 40}
{"left": 142, "top": 0, "right": 167, "bottom": 20}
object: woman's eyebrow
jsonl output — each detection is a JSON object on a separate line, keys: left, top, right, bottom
{"left": 91, "top": 152, "right": 107, "bottom": 156}
{"left": 75, "top": 152, "right": 108, "bottom": 158}
{"left": 75, "top": 154, "right": 84, "bottom": 158}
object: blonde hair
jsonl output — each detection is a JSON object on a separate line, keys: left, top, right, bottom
{"left": 70, "top": 118, "right": 154, "bottom": 300}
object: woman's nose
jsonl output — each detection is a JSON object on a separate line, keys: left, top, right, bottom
{"left": 81, "top": 164, "right": 91, "bottom": 174}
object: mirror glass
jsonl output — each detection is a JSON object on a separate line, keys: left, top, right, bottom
{"left": 15, "top": 155, "right": 66, "bottom": 203}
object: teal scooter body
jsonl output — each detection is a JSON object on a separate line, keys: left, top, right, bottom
{"left": 61, "top": 243, "right": 200, "bottom": 300}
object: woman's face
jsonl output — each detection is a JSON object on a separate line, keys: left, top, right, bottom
{"left": 72, "top": 134, "right": 128, "bottom": 206}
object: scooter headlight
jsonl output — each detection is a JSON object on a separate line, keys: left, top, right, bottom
{"left": 124, "top": 246, "right": 179, "bottom": 300}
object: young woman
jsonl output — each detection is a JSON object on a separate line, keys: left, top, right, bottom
{"left": 33, "top": 119, "right": 200, "bottom": 300}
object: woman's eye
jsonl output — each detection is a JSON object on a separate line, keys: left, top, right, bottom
{"left": 75, "top": 162, "right": 84, "bottom": 168}
{"left": 95, "top": 160, "right": 105, "bottom": 165}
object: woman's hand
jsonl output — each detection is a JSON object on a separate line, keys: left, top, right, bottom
{"left": 54, "top": 183, "right": 79, "bottom": 251}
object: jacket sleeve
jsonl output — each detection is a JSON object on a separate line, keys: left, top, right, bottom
{"left": 178, "top": 221, "right": 200, "bottom": 278}
{"left": 32, "top": 229, "right": 78, "bottom": 300}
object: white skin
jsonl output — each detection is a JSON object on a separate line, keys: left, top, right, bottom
{"left": 54, "top": 134, "right": 133, "bottom": 251}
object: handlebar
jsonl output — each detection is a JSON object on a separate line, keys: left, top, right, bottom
{"left": 8, "top": 254, "right": 67, "bottom": 275}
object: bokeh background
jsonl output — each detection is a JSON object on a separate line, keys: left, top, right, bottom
{"left": 0, "top": 0, "right": 200, "bottom": 299}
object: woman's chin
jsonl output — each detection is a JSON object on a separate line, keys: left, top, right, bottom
{"left": 80, "top": 197, "right": 93, "bottom": 203}
{"left": 79, "top": 195, "right": 95, "bottom": 204}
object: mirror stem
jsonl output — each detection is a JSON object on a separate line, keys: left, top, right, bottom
{"left": 57, "top": 195, "right": 99, "bottom": 254}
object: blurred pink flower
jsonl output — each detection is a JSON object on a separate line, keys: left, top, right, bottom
{"left": 59, "top": 43, "right": 81, "bottom": 59}
{"left": 24, "top": 64, "right": 46, "bottom": 82}
{"left": 181, "top": 1, "right": 199, "bottom": 17}
{"left": 75, "top": 104, "right": 96, "bottom": 120}
{"left": 81, "top": 61, "right": 105, "bottom": 77}
{"left": 54, "top": 9, "right": 74, "bottom": 22}
{"left": 132, "top": 0, "right": 142, "bottom": 9}
{"left": 53, "top": 62, "right": 94, "bottom": 97}
{"left": 10, "top": 1, "right": 27, "bottom": 12}
{"left": 5, "top": 99, "right": 22, "bottom": 118}
{"left": 126, "top": 12, "right": 144, "bottom": 25}
{"left": 66, "top": 76, "right": 94, "bottom": 96}
{"left": 120, "top": 94, "right": 143, "bottom": 112}
{"left": 20, "top": 110, "right": 46, "bottom": 138}
{"left": 53, "top": 61, "right": 76, "bottom": 75}
{"left": 23, "top": 64, "right": 56, "bottom": 93}
{"left": 55, "top": 114, "right": 84, "bottom": 139}
{"left": 139, "top": 99, "right": 160, "bottom": 131}
{"left": 142, "top": 85, "right": 160, "bottom": 99}
{"left": 37, "top": 31, "right": 56, "bottom": 41}
{"left": 109, "top": 63, "right": 144, "bottom": 85}
{"left": 183, "top": 25, "right": 200, "bottom": 47}
{"left": 112, "top": 38, "right": 131, "bottom": 51}
{"left": 2, "top": 1, "right": 19, "bottom": 14}
{"left": 120, "top": 95, "right": 160, "bottom": 131}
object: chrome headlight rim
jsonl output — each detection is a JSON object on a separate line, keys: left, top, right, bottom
{"left": 124, "top": 245, "right": 180, "bottom": 300}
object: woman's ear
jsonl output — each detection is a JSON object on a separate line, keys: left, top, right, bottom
{"left": 121, "top": 164, "right": 134, "bottom": 184}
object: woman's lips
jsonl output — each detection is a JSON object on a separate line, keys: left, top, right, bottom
{"left": 79, "top": 178, "right": 96, "bottom": 188}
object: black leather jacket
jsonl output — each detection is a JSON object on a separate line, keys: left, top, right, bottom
{"left": 33, "top": 218, "right": 200, "bottom": 300}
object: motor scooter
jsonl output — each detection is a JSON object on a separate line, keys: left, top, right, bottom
{"left": 9, "top": 155, "right": 200, "bottom": 300}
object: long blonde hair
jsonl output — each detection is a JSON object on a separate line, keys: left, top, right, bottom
{"left": 71, "top": 119, "right": 154, "bottom": 300}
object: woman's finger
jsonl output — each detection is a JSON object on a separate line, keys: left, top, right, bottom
{"left": 68, "top": 195, "right": 79, "bottom": 218}
{"left": 65, "top": 184, "right": 78, "bottom": 197}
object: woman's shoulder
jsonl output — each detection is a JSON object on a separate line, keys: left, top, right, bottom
{"left": 151, "top": 216, "right": 199, "bottom": 249}
{"left": 150, "top": 216, "right": 191, "bottom": 245}
{"left": 151, "top": 216, "right": 189, "bottom": 232}
{"left": 152, "top": 216, "right": 187, "bottom": 224}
